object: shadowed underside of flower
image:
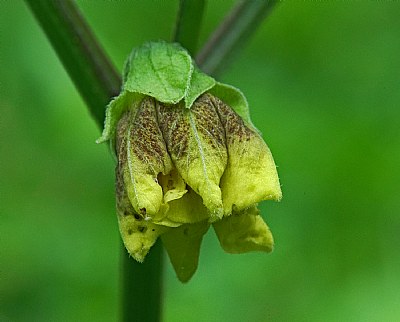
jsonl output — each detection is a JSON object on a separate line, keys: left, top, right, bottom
{"left": 100, "top": 41, "right": 282, "bottom": 282}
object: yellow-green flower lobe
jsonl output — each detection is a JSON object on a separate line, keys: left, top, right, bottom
{"left": 157, "top": 95, "right": 228, "bottom": 221}
{"left": 116, "top": 97, "right": 173, "bottom": 219}
{"left": 210, "top": 95, "right": 282, "bottom": 215}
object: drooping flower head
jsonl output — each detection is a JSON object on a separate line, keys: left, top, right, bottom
{"left": 98, "top": 41, "right": 282, "bottom": 282}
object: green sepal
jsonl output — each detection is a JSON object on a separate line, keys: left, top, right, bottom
{"left": 98, "top": 41, "right": 218, "bottom": 144}
{"left": 123, "top": 41, "right": 193, "bottom": 104}
{"left": 185, "top": 68, "right": 215, "bottom": 108}
{"left": 97, "top": 91, "right": 143, "bottom": 144}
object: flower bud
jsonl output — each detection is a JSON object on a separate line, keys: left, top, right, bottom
{"left": 99, "top": 41, "right": 282, "bottom": 282}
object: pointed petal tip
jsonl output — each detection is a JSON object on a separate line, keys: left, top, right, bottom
{"left": 176, "top": 267, "right": 197, "bottom": 283}
{"left": 129, "top": 249, "right": 147, "bottom": 263}
{"left": 208, "top": 207, "right": 224, "bottom": 223}
{"left": 162, "top": 222, "right": 209, "bottom": 283}
{"left": 118, "top": 213, "right": 169, "bottom": 263}
{"left": 122, "top": 237, "right": 152, "bottom": 263}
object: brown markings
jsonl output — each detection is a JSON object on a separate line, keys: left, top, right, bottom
{"left": 137, "top": 226, "right": 147, "bottom": 233}
{"left": 115, "top": 111, "right": 130, "bottom": 166}
{"left": 210, "top": 94, "right": 254, "bottom": 144}
{"left": 114, "top": 94, "right": 244, "bottom": 221}
{"left": 114, "top": 97, "right": 171, "bottom": 219}
{"left": 157, "top": 102, "right": 190, "bottom": 158}
{"left": 115, "top": 153, "right": 129, "bottom": 215}
{"left": 157, "top": 94, "right": 227, "bottom": 160}
{"left": 191, "top": 94, "right": 226, "bottom": 150}
{"left": 130, "top": 97, "right": 170, "bottom": 172}
{"left": 115, "top": 110, "right": 132, "bottom": 216}
{"left": 116, "top": 166, "right": 143, "bottom": 221}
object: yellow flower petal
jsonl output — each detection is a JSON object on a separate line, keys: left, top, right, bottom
{"left": 158, "top": 168, "right": 187, "bottom": 204}
{"left": 166, "top": 187, "right": 210, "bottom": 224}
{"left": 116, "top": 168, "right": 169, "bottom": 262}
{"left": 118, "top": 214, "right": 169, "bottom": 262}
{"left": 161, "top": 221, "right": 210, "bottom": 282}
{"left": 157, "top": 94, "right": 228, "bottom": 221}
{"left": 213, "top": 206, "right": 274, "bottom": 254}
{"left": 211, "top": 95, "right": 282, "bottom": 214}
{"left": 153, "top": 169, "right": 210, "bottom": 225}
{"left": 116, "top": 97, "right": 173, "bottom": 219}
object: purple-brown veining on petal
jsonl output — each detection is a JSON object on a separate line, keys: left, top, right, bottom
{"left": 115, "top": 97, "right": 173, "bottom": 218}
{"left": 157, "top": 94, "right": 227, "bottom": 220}
{"left": 210, "top": 94, "right": 282, "bottom": 214}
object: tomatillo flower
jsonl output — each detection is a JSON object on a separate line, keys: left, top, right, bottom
{"left": 98, "top": 41, "right": 282, "bottom": 282}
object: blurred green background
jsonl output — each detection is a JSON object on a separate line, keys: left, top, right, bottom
{"left": 1, "top": 1, "right": 400, "bottom": 321}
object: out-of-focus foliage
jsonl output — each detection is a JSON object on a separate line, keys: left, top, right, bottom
{"left": 1, "top": 1, "right": 399, "bottom": 321}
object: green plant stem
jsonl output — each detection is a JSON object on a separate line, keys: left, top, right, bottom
{"left": 121, "top": 241, "right": 163, "bottom": 322}
{"left": 24, "top": 1, "right": 162, "bottom": 321}
{"left": 196, "top": 0, "right": 278, "bottom": 76}
{"left": 173, "top": 0, "right": 206, "bottom": 55}
{"left": 25, "top": 0, "right": 120, "bottom": 127}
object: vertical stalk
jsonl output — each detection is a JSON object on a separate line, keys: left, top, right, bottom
{"left": 196, "top": 0, "right": 278, "bottom": 76}
{"left": 25, "top": 0, "right": 120, "bottom": 127}
{"left": 121, "top": 241, "right": 163, "bottom": 322}
{"left": 174, "top": 0, "right": 206, "bottom": 55}
{"left": 24, "top": 1, "right": 163, "bottom": 321}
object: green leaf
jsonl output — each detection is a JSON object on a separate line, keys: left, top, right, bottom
{"left": 96, "top": 91, "right": 143, "bottom": 144}
{"left": 185, "top": 68, "right": 215, "bottom": 108}
{"left": 98, "top": 41, "right": 220, "bottom": 144}
{"left": 123, "top": 41, "right": 193, "bottom": 104}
